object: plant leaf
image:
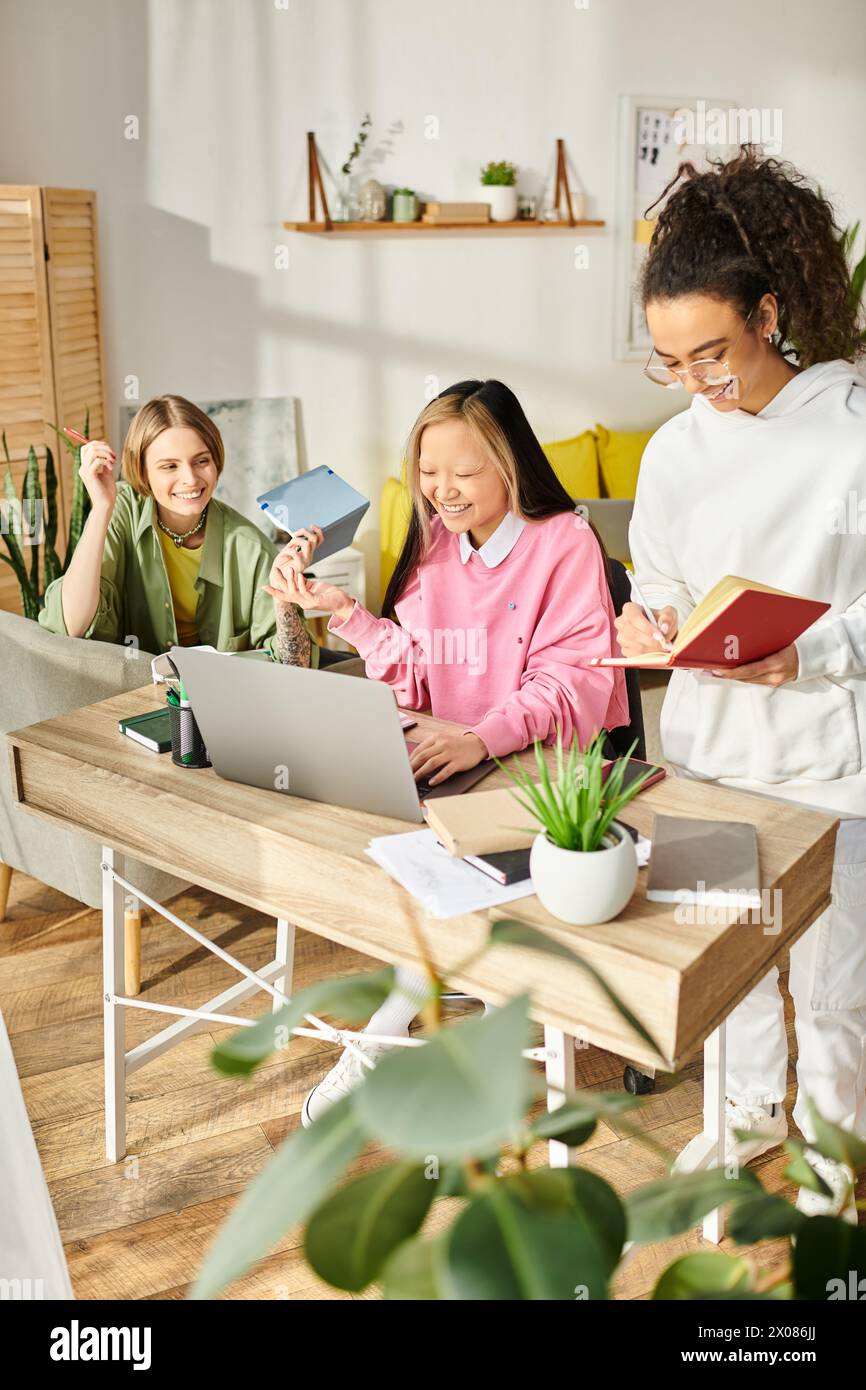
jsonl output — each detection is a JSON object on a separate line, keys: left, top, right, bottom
{"left": 727, "top": 1192, "right": 805, "bottom": 1244}
{"left": 42, "top": 446, "right": 61, "bottom": 588}
{"left": 211, "top": 968, "right": 396, "bottom": 1076}
{"left": 806, "top": 1099, "right": 866, "bottom": 1173}
{"left": 190, "top": 1095, "right": 366, "bottom": 1300}
{"left": 354, "top": 994, "right": 532, "bottom": 1161}
{"left": 531, "top": 1090, "right": 640, "bottom": 1148}
{"left": 382, "top": 1233, "right": 449, "bottom": 1300}
{"left": 445, "top": 1167, "right": 625, "bottom": 1300}
{"left": 627, "top": 1168, "right": 763, "bottom": 1243}
{"left": 488, "top": 919, "right": 663, "bottom": 1059}
{"left": 304, "top": 1161, "right": 436, "bottom": 1291}
{"left": 22, "top": 446, "right": 43, "bottom": 594}
{"left": 652, "top": 1250, "right": 753, "bottom": 1300}
{"left": 791, "top": 1215, "right": 866, "bottom": 1301}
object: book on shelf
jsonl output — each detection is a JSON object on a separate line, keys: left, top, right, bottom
{"left": 423, "top": 201, "right": 490, "bottom": 219}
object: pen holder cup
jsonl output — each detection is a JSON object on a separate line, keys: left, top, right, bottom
{"left": 168, "top": 701, "right": 211, "bottom": 769}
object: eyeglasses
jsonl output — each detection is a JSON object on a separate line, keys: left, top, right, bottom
{"left": 643, "top": 303, "right": 760, "bottom": 389}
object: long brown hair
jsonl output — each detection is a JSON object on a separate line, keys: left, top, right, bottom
{"left": 641, "top": 145, "right": 863, "bottom": 368}
{"left": 382, "top": 378, "right": 609, "bottom": 618}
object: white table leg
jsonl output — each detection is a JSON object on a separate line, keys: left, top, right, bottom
{"left": 273, "top": 918, "right": 296, "bottom": 1012}
{"left": 544, "top": 1025, "right": 577, "bottom": 1168}
{"left": 102, "top": 847, "right": 126, "bottom": 1163}
{"left": 702, "top": 1021, "right": 727, "bottom": 1243}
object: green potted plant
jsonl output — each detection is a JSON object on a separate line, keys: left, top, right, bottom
{"left": 480, "top": 159, "right": 518, "bottom": 222}
{"left": 1, "top": 420, "right": 91, "bottom": 619}
{"left": 500, "top": 730, "right": 659, "bottom": 926}
{"left": 392, "top": 186, "right": 418, "bottom": 223}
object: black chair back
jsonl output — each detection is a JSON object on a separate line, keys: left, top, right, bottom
{"left": 603, "top": 558, "right": 646, "bottom": 761}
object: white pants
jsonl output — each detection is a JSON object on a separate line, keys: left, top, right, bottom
{"left": 725, "top": 818, "right": 866, "bottom": 1140}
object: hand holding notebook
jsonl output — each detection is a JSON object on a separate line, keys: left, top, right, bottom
{"left": 592, "top": 575, "right": 829, "bottom": 671}
{"left": 256, "top": 465, "right": 370, "bottom": 563}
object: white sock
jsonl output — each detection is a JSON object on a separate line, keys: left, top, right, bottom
{"left": 363, "top": 967, "right": 430, "bottom": 1040}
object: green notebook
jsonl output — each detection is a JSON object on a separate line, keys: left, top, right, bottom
{"left": 118, "top": 708, "right": 172, "bottom": 753}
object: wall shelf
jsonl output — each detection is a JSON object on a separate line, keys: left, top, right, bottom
{"left": 291, "top": 132, "right": 601, "bottom": 235}
{"left": 283, "top": 218, "right": 605, "bottom": 234}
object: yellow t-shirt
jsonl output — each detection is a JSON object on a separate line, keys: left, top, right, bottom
{"left": 158, "top": 530, "right": 203, "bottom": 646}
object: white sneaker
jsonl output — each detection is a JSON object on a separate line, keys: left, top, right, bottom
{"left": 795, "top": 1151, "right": 858, "bottom": 1225}
{"left": 301, "top": 1037, "right": 401, "bottom": 1128}
{"left": 674, "top": 1100, "right": 788, "bottom": 1174}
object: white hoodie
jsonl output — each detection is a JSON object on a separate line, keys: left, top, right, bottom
{"left": 630, "top": 360, "right": 866, "bottom": 816}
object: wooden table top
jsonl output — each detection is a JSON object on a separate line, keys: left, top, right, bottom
{"left": 7, "top": 685, "right": 838, "bottom": 1071}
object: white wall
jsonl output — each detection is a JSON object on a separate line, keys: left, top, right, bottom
{"left": 3, "top": 0, "right": 865, "bottom": 590}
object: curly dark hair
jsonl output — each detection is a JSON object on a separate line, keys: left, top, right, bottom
{"left": 640, "top": 145, "right": 863, "bottom": 368}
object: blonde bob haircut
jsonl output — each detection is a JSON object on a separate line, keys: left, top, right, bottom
{"left": 121, "top": 395, "right": 225, "bottom": 497}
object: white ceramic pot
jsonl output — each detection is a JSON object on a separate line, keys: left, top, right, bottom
{"left": 529, "top": 822, "right": 638, "bottom": 926}
{"left": 483, "top": 185, "right": 519, "bottom": 223}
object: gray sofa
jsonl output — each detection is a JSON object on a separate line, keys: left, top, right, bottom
{"left": 0, "top": 609, "right": 189, "bottom": 912}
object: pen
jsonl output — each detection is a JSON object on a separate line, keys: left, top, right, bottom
{"left": 62, "top": 425, "right": 116, "bottom": 468}
{"left": 62, "top": 426, "right": 90, "bottom": 445}
{"left": 627, "top": 571, "right": 672, "bottom": 650}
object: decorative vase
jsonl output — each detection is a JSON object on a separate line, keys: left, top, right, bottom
{"left": 529, "top": 821, "right": 638, "bottom": 926}
{"left": 359, "top": 178, "right": 386, "bottom": 221}
{"left": 392, "top": 190, "right": 418, "bottom": 223}
{"left": 482, "top": 185, "right": 519, "bottom": 223}
{"left": 335, "top": 174, "right": 359, "bottom": 222}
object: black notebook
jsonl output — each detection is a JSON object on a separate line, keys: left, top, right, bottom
{"left": 464, "top": 848, "right": 532, "bottom": 886}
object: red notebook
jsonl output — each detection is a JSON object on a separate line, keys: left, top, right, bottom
{"left": 590, "top": 575, "right": 829, "bottom": 670}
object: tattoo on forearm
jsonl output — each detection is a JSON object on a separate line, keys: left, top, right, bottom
{"left": 274, "top": 601, "right": 312, "bottom": 667}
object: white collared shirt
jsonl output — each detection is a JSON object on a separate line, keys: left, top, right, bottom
{"left": 458, "top": 511, "right": 526, "bottom": 568}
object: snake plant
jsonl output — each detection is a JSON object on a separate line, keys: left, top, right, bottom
{"left": 0, "top": 409, "right": 92, "bottom": 618}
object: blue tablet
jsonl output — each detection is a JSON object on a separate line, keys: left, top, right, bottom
{"left": 256, "top": 466, "right": 370, "bottom": 561}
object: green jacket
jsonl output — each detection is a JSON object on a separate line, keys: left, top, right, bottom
{"left": 39, "top": 481, "right": 317, "bottom": 662}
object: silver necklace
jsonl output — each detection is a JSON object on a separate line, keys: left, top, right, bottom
{"left": 157, "top": 505, "right": 208, "bottom": 547}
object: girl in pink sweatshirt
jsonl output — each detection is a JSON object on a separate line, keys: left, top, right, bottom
{"left": 268, "top": 378, "right": 628, "bottom": 783}
{"left": 265, "top": 378, "right": 629, "bottom": 1121}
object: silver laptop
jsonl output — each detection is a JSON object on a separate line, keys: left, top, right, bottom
{"left": 169, "top": 647, "right": 492, "bottom": 822}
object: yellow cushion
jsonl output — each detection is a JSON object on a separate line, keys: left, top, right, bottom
{"left": 595, "top": 423, "right": 653, "bottom": 499}
{"left": 540, "top": 430, "right": 600, "bottom": 499}
{"left": 380, "top": 475, "right": 413, "bottom": 605}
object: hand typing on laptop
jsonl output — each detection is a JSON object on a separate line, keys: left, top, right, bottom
{"left": 408, "top": 730, "right": 488, "bottom": 787}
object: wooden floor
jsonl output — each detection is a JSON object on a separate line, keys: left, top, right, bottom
{"left": 2, "top": 869, "right": 862, "bottom": 1300}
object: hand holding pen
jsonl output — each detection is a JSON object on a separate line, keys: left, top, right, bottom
{"left": 64, "top": 426, "right": 118, "bottom": 516}
{"left": 614, "top": 572, "right": 677, "bottom": 656}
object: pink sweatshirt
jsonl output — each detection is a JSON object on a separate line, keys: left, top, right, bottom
{"left": 328, "top": 510, "right": 629, "bottom": 758}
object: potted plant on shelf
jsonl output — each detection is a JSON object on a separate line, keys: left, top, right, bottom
{"left": 500, "top": 730, "right": 659, "bottom": 926}
{"left": 392, "top": 187, "right": 418, "bottom": 222}
{"left": 336, "top": 112, "right": 372, "bottom": 221}
{"left": 480, "top": 160, "right": 518, "bottom": 222}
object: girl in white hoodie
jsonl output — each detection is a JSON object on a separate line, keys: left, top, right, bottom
{"left": 618, "top": 147, "right": 866, "bottom": 1221}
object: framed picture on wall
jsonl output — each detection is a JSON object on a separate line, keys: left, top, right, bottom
{"left": 614, "top": 95, "right": 738, "bottom": 361}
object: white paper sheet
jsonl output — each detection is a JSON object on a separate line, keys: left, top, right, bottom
{"left": 366, "top": 829, "right": 535, "bottom": 919}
